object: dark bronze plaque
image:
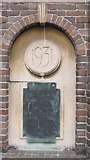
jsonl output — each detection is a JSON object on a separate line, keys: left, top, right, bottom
{"left": 23, "top": 82, "right": 60, "bottom": 143}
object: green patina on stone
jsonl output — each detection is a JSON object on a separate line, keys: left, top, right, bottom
{"left": 23, "top": 82, "right": 60, "bottom": 143}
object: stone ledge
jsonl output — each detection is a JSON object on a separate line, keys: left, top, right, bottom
{"left": 1, "top": 149, "right": 88, "bottom": 159}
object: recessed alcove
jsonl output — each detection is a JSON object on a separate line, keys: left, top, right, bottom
{"left": 9, "top": 25, "right": 76, "bottom": 150}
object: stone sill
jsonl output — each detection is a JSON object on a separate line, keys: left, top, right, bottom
{"left": 1, "top": 149, "right": 89, "bottom": 159}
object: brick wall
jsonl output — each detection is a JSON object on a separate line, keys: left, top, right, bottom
{"left": 0, "top": 1, "right": 89, "bottom": 155}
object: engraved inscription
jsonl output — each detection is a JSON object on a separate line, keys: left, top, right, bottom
{"left": 32, "top": 47, "right": 52, "bottom": 67}
{"left": 24, "top": 40, "right": 61, "bottom": 76}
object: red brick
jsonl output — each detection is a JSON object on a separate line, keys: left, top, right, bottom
{"left": 87, "top": 132, "right": 90, "bottom": 139}
{"left": 76, "top": 109, "right": 87, "bottom": 116}
{"left": 76, "top": 69, "right": 87, "bottom": 76}
{"left": 3, "top": 33, "right": 12, "bottom": 41}
{"left": 76, "top": 117, "right": 86, "bottom": 123}
{"left": 76, "top": 103, "right": 87, "bottom": 109}
{"left": 76, "top": 63, "right": 87, "bottom": 70}
{"left": 65, "top": 17, "right": 75, "bottom": 23}
{"left": 0, "top": 102, "right": 8, "bottom": 108}
{"left": 0, "top": 90, "right": 9, "bottom": 96}
{"left": 14, "top": 22, "right": 22, "bottom": 31}
{"left": 76, "top": 137, "right": 86, "bottom": 143}
{"left": 49, "top": 11, "right": 65, "bottom": 16}
{"left": 76, "top": 130, "right": 86, "bottom": 136}
{"left": 28, "top": 15, "right": 35, "bottom": 24}
{"left": 76, "top": 84, "right": 86, "bottom": 89}
{"left": 46, "top": 13, "right": 52, "bottom": 22}
{"left": 20, "top": 10, "right": 36, "bottom": 16}
{"left": 0, "top": 140, "right": 8, "bottom": 149}
{"left": 0, "top": 121, "right": 8, "bottom": 128}
{"left": 75, "top": 38, "right": 84, "bottom": 45}
{"left": 0, "top": 109, "right": 8, "bottom": 115}
{"left": 76, "top": 97, "right": 86, "bottom": 103}
{"left": 51, "top": 14, "right": 57, "bottom": 24}
{"left": 2, "top": 11, "right": 19, "bottom": 16}
{"left": 19, "top": 19, "right": 26, "bottom": 28}
{"left": 0, "top": 16, "right": 8, "bottom": 23}
{"left": 76, "top": 17, "right": 90, "bottom": 23}
{"left": 59, "top": 19, "right": 67, "bottom": 28}
{"left": 0, "top": 128, "right": 8, "bottom": 135}
{"left": 10, "top": 25, "right": 19, "bottom": 33}
{"left": 76, "top": 56, "right": 87, "bottom": 62}
{"left": 76, "top": 44, "right": 85, "bottom": 51}
{"left": 0, "top": 69, "right": 9, "bottom": 75}
{"left": 63, "top": 22, "right": 72, "bottom": 31}
{"left": 10, "top": 4, "right": 29, "bottom": 10}
{"left": 70, "top": 29, "right": 78, "bottom": 37}
{"left": 76, "top": 90, "right": 86, "bottom": 96}
{"left": 73, "top": 34, "right": 82, "bottom": 42}
{"left": 67, "top": 25, "right": 76, "bottom": 34}
{"left": 79, "top": 29, "right": 90, "bottom": 36}
{"left": 0, "top": 134, "right": 8, "bottom": 141}
{"left": 1, "top": 43, "right": 9, "bottom": 51}
{"left": 55, "top": 16, "right": 62, "bottom": 25}
{"left": 76, "top": 50, "right": 86, "bottom": 56}
{"left": 23, "top": 17, "right": 30, "bottom": 25}
{"left": 86, "top": 42, "right": 90, "bottom": 49}
{"left": 47, "top": 3, "right": 76, "bottom": 10}
{"left": 76, "top": 4, "right": 88, "bottom": 10}
{"left": 33, "top": 13, "right": 39, "bottom": 23}
{"left": 67, "top": 11, "right": 85, "bottom": 16}
{"left": 76, "top": 123, "right": 86, "bottom": 129}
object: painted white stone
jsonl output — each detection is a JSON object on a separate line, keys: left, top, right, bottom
{"left": 9, "top": 26, "right": 76, "bottom": 151}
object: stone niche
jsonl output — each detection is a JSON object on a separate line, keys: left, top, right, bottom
{"left": 9, "top": 26, "right": 76, "bottom": 150}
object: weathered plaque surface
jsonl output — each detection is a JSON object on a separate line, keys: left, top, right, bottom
{"left": 23, "top": 82, "right": 60, "bottom": 143}
{"left": 24, "top": 40, "right": 61, "bottom": 77}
